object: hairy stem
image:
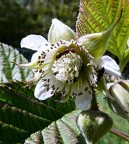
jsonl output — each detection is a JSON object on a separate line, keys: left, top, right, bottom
{"left": 90, "top": 87, "right": 98, "bottom": 110}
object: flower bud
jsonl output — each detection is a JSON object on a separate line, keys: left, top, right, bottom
{"left": 76, "top": 109, "right": 113, "bottom": 144}
{"left": 48, "top": 19, "right": 76, "bottom": 44}
{"left": 107, "top": 80, "right": 129, "bottom": 120}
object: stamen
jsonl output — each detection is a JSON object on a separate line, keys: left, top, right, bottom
{"left": 52, "top": 52, "right": 83, "bottom": 83}
{"left": 85, "top": 87, "right": 88, "bottom": 91}
{"left": 39, "top": 69, "right": 42, "bottom": 73}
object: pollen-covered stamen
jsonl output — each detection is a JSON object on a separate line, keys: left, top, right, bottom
{"left": 77, "top": 44, "right": 97, "bottom": 86}
{"left": 52, "top": 52, "right": 83, "bottom": 83}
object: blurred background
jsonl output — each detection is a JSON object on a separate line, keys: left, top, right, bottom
{"left": 0, "top": 0, "right": 79, "bottom": 60}
{"left": 0, "top": 0, "right": 79, "bottom": 48}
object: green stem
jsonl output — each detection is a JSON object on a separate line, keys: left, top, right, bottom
{"left": 90, "top": 87, "right": 98, "bottom": 110}
{"left": 110, "top": 128, "right": 129, "bottom": 142}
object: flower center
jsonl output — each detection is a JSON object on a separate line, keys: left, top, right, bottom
{"left": 52, "top": 52, "right": 83, "bottom": 83}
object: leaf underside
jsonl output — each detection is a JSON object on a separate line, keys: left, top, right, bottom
{"left": 0, "top": 43, "right": 34, "bottom": 82}
{"left": 25, "top": 110, "right": 85, "bottom": 144}
{"left": 0, "top": 81, "right": 75, "bottom": 143}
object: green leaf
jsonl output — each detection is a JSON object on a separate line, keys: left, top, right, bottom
{"left": 0, "top": 43, "right": 34, "bottom": 82}
{"left": 25, "top": 110, "right": 85, "bottom": 144}
{"left": 24, "top": 131, "right": 43, "bottom": 144}
{"left": 76, "top": 0, "right": 129, "bottom": 71}
{"left": 120, "top": 41, "right": 129, "bottom": 71}
{"left": 0, "top": 81, "right": 75, "bottom": 143}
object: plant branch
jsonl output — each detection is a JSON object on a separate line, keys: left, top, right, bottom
{"left": 110, "top": 128, "right": 129, "bottom": 142}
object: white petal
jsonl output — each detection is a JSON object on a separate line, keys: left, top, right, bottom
{"left": 99, "top": 55, "right": 121, "bottom": 77}
{"left": 31, "top": 51, "right": 41, "bottom": 62}
{"left": 19, "top": 52, "right": 40, "bottom": 68}
{"left": 74, "top": 81, "right": 92, "bottom": 110}
{"left": 75, "top": 93, "right": 92, "bottom": 110}
{"left": 34, "top": 80, "right": 53, "bottom": 100}
{"left": 20, "top": 34, "right": 50, "bottom": 51}
{"left": 48, "top": 18, "right": 76, "bottom": 44}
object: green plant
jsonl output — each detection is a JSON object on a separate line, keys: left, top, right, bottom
{"left": 1, "top": 0, "right": 129, "bottom": 143}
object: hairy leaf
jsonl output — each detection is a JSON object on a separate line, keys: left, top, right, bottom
{"left": 0, "top": 43, "right": 34, "bottom": 82}
{"left": 25, "top": 110, "right": 85, "bottom": 144}
{"left": 76, "top": 0, "right": 129, "bottom": 71}
{"left": 0, "top": 81, "right": 75, "bottom": 143}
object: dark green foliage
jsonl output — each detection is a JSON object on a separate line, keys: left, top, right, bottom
{"left": 25, "top": 110, "right": 85, "bottom": 144}
{"left": 0, "top": 81, "right": 75, "bottom": 143}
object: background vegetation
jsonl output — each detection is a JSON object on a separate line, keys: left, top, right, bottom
{"left": 0, "top": 0, "right": 79, "bottom": 48}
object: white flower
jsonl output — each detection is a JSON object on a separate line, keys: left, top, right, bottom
{"left": 19, "top": 19, "right": 121, "bottom": 110}
{"left": 20, "top": 19, "right": 97, "bottom": 110}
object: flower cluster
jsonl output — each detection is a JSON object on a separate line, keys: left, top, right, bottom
{"left": 19, "top": 19, "right": 121, "bottom": 109}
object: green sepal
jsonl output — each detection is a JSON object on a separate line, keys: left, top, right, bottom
{"left": 48, "top": 19, "right": 76, "bottom": 44}
{"left": 77, "top": 13, "right": 121, "bottom": 60}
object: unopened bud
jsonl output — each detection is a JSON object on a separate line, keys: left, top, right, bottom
{"left": 76, "top": 109, "right": 113, "bottom": 144}
{"left": 107, "top": 80, "right": 129, "bottom": 120}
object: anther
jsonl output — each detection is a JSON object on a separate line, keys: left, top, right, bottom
{"left": 51, "top": 91, "right": 54, "bottom": 94}
{"left": 39, "top": 69, "right": 42, "bottom": 73}
{"left": 40, "top": 60, "right": 44, "bottom": 63}
{"left": 54, "top": 71, "right": 59, "bottom": 75}
{"left": 85, "top": 87, "right": 88, "bottom": 91}
{"left": 88, "top": 91, "right": 92, "bottom": 94}
{"left": 57, "top": 42, "right": 60, "bottom": 46}
{"left": 38, "top": 56, "right": 41, "bottom": 59}
{"left": 60, "top": 40, "right": 63, "bottom": 44}
{"left": 52, "top": 85, "right": 55, "bottom": 90}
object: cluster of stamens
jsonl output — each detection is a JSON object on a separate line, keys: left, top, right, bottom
{"left": 35, "top": 39, "right": 97, "bottom": 87}
{"left": 37, "top": 51, "right": 46, "bottom": 66}
{"left": 72, "top": 86, "right": 92, "bottom": 97}
{"left": 52, "top": 52, "right": 82, "bottom": 84}
{"left": 31, "top": 39, "right": 97, "bottom": 100}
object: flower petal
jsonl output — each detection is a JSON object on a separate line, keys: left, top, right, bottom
{"left": 20, "top": 34, "right": 50, "bottom": 51}
{"left": 19, "top": 52, "right": 41, "bottom": 68}
{"left": 75, "top": 93, "right": 92, "bottom": 110}
{"left": 34, "top": 79, "right": 53, "bottom": 100}
{"left": 48, "top": 19, "right": 76, "bottom": 44}
{"left": 31, "top": 51, "right": 41, "bottom": 62}
{"left": 74, "top": 82, "right": 92, "bottom": 110}
{"left": 99, "top": 55, "right": 121, "bottom": 77}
